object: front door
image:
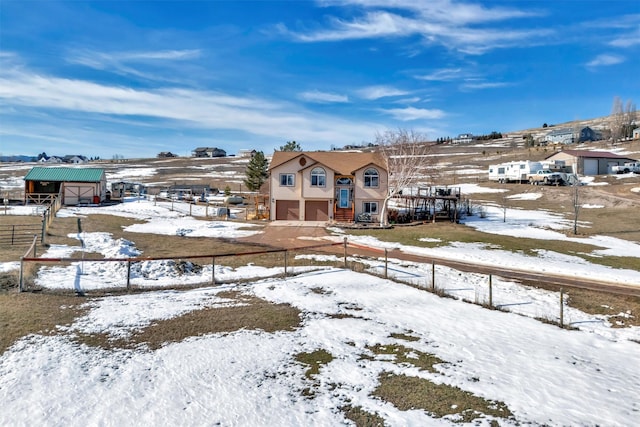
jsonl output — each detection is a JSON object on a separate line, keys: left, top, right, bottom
{"left": 338, "top": 188, "right": 350, "bottom": 208}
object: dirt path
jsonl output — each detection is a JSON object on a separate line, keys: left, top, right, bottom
{"left": 236, "top": 222, "right": 640, "bottom": 298}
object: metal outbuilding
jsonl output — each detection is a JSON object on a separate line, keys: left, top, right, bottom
{"left": 24, "top": 167, "right": 107, "bottom": 205}
{"left": 545, "top": 150, "right": 637, "bottom": 175}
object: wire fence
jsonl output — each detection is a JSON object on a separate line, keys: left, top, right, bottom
{"left": 16, "top": 237, "right": 582, "bottom": 328}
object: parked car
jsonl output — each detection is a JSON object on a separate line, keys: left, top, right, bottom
{"left": 611, "top": 162, "right": 640, "bottom": 174}
{"left": 528, "top": 170, "right": 563, "bottom": 185}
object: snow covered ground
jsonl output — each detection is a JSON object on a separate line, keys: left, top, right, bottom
{"left": 1, "top": 188, "right": 640, "bottom": 425}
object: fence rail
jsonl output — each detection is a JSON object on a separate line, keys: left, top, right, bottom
{"left": 0, "top": 224, "right": 42, "bottom": 246}
{"left": 19, "top": 240, "right": 347, "bottom": 292}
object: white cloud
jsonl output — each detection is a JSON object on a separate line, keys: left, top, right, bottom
{"left": 586, "top": 54, "right": 625, "bottom": 67}
{"left": 286, "top": 1, "right": 548, "bottom": 54}
{"left": 609, "top": 27, "right": 640, "bottom": 48}
{"left": 0, "top": 66, "right": 381, "bottom": 153}
{"left": 299, "top": 90, "right": 349, "bottom": 103}
{"left": 381, "top": 106, "right": 445, "bottom": 121}
{"left": 356, "top": 85, "right": 409, "bottom": 100}
{"left": 415, "top": 68, "right": 463, "bottom": 81}
{"left": 460, "top": 80, "right": 511, "bottom": 90}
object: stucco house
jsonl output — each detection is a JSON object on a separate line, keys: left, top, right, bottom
{"left": 545, "top": 150, "right": 636, "bottom": 175}
{"left": 268, "top": 151, "right": 388, "bottom": 222}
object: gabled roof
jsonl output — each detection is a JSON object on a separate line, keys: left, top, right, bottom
{"left": 24, "top": 167, "right": 105, "bottom": 182}
{"left": 546, "top": 128, "right": 573, "bottom": 136}
{"left": 546, "top": 150, "right": 634, "bottom": 160}
{"left": 269, "top": 151, "right": 386, "bottom": 175}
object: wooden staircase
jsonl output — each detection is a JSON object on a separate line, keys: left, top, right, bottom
{"left": 334, "top": 207, "right": 353, "bottom": 222}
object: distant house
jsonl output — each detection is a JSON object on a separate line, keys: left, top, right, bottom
{"left": 157, "top": 152, "right": 177, "bottom": 158}
{"left": 63, "top": 155, "right": 88, "bottom": 164}
{"left": 238, "top": 149, "right": 257, "bottom": 158}
{"left": 24, "top": 167, "right": 107, "bottom": 205}
{"left": 193, "top": 147, "right": 226, "bottom": 158}
{"left": 633, "top": 128, "right": 640, "bottom": 140}
{"left": 577, "top": 127, "right": 601, "bottom": 142}
{"left": 452, "top": 133, "right": 473, "bottom": 144}
{"left": 545, "top": 150, "right": 636, "bottom": 175}
{"left": 39, "top": 156, "right": 64, "bottom": 164}
{"left": 545, "top": 128, "right": 574, "bottom": 144}
{"left": 268, "top": 151, "right": 388, "bottom": 223}
{"left": 544, "top": 127, "right": 601, "bottom": 144}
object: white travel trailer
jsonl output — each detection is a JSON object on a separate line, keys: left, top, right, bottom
{"left": 488, "top": 161, "right": 544, "bottom": 183}
{"left": 488, "top": 164, "right": 507, "bottom": 182}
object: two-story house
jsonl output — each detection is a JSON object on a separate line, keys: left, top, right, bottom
{"left": 268, "top": 151, "right": 388, "bottom": 222}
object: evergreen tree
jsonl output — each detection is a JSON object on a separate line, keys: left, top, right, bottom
{"left": 279, "top": 140, "right": 302, "bottom": 151}
{"left": 243, "top": 151, "right": 269, "bottom": 192}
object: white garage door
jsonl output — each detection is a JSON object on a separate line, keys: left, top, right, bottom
{"left": 583, "top": 159, "right": 599, "bottom": 175}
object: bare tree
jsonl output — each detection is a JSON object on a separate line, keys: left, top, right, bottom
{"left": 376, "top": 129, "right": 434, "bottom": 225}
{"left": 623, "top": 99, "right": 637, "bottom": 139}
{"left": 610, "top": 97, "right": 636, "bottom": 143}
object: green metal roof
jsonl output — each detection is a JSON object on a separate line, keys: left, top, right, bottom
{"left": 24, "top": 167, "right": 105, "bottom": 182}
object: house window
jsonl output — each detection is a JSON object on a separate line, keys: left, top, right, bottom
{"left": 363, "top": 201, "right": 378, "bottom": 214}
{"left": 311, "top": 167, "right": 326, "bottom": 187}
{"left": 364, "top": 168, "right": 379, "bottom": 188}
{"left": 279, "top": 173, "right": 294, "bottom": 186}
{"left": 336, "top": 177, "right": 352, "bottom": 186}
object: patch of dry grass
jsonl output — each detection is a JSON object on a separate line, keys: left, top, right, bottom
{"left": 0, "top": 291, "right": 86, "bottom": 354}
{"left": 373, "top": 372, "right": 513, "bottom": 423}
{"left": 295, "top": 349, "right": 334, "bottom": 379}
{"left": 341, "top": 405, "right": 387, "bottom": 427}
{"left": 0, "top": 215, "right": 45, "bottom": 261}
{"left": 74, "top": 291, "right": 302, "bottom": 350}
{"left": 365, "top": 343, "right": 444, "bottom": 373}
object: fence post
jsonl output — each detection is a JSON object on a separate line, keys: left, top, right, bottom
{"left": 211, "top": 257, "right": 215, "bottom": 284}
{"left": 559, "top": 288, "right": 564, "bottom": 328}
{"left": 126, "top": 260, "right": 132, "bottom": 290}
{"left": 343, "top": 237, "right": 348, "bottom": 269}
{"left": 284, "top": 250, "right": 288, "bottom": 277}
{"left": 19, "top": 259, "right": 24, "bottom": 292}
{"left": 11, "top": 225, "right": 15, "bottom": 245}
{"left": 431, "top": 261, "right": 435, "bottom": 290}
{"left": 488, "top": 274, "right": 493, "bottom": 307}
{"left": 384, "top": 249, "right": 388, "bottom": 279}
{"left": 189, "top": 203, "right": 192, "bottom": 216}
{"left": 41, "top": 218, "right": 46, "bottom": 244}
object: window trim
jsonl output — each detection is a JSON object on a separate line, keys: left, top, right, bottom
{"left": 363, "top": 168, "right": 379, "bottom": 188}
{"left": 363, "top": 201, "right": 378, "bottom": 214}
{"left": 279, "top": 173, "right": 295, "bottom": 187}
{"left": 310, "top": 167, "right": 326, "bottom": 187}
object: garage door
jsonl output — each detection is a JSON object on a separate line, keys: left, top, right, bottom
{"left": 584, "top": 159, "right": 599, "bottom": 175}
{"left": 275, "top": 200, "right": 299, "bottom": 220}
{"left": 305, "top": 201, "right": 329, "bottom": 221}
{"left": 64, "top": 185, "right": 95, "bottom": 205}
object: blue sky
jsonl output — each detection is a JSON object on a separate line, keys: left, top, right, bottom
{"left": 1, "top": 0, "right": 639, "bottom": 159}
